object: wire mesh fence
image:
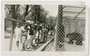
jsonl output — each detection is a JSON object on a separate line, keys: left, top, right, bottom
{"left": 4, "top": 4, "right": 86, "bottom": 51}
{"left": 55, "top": 5, "right": 85, "bottom": 51}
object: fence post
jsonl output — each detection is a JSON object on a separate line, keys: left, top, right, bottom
{"left": 9, "top": 22, "right": 14, "bottom": 51}
{"left": 9, "top": 5, "right": 15, "bottom": 51}
{"left": 55, "top": 5, "right": 65, "bottom": 51}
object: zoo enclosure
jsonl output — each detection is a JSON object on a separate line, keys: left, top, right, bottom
{"left": 55, "top": 5, "right": 86, "bottom": 51}
{"left": 5, "top": 5, "right": 86, "bottom": 51}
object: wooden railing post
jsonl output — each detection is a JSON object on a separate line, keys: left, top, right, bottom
{"left": 9, "top": 22, "right": 14, "bottom": 51}
{"left": 9, "top": 5, "right": 15, "bottom": 51}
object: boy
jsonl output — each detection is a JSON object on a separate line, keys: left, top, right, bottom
{"left": 27, "top": 24, "right": 34, "bottom": 49}
{"left": 20, "top": 24, "right": 27, "bottom": 51}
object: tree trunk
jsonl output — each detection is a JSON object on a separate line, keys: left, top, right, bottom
{"left": 11, "top": 5, "right": 16, "bottom": 32}
{"left": 25, "top": 5, "right": 29, "bottom": 17}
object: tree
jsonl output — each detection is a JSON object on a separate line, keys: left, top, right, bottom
{"left": 26, "top": 5, "right": 48, "bottom": 24}
{"left": 11, "top": 5, "right": 16, "bottom": 31}
{"left": 5, "top": 5, "right": 20, "bottom": 30}
{"left": 47, "top": 16, "right": 56, "bottom": 27}
{"left": 24, "top": 5, "right": 29, "bottom": 17}
{"left": 5, "top": 5, "right": 27, "bottom": 30}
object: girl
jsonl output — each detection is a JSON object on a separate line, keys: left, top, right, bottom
{"left": 14, "top": 23, "right": 22, "bottom": 50}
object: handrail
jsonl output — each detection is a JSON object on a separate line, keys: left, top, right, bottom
{"left": 35, "top": 38, "right": 54, "bottom": 51}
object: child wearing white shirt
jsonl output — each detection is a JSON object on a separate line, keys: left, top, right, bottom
{"left": 14, "top": 23, "right": 22, "bottom": 50}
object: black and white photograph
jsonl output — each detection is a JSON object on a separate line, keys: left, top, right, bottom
{"left": 1, "top": 1, "right": 89, "bottom": 55}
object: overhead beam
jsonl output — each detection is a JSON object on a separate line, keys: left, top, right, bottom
{"left": 64, "top": 6, "right": 85, "bottom": 8}
{"left": 63, "top": 11, "right": 85, "bottom": 14}
{"left": 5, "top": 18, "right": 37, "bottom": 26}
{"left": 74, "top": 7, "right": 86, "bottom": 19}
{"left": 64, "top": 16, "right": 85, "bottom": 18}
{"left": 63, "top": 16, "right": 85, "bottom": 19}
{"left": 63, "top": 16, "right": 85, "bottom": 18}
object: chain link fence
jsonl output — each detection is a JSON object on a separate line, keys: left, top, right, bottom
{"left": 55, "top": 5, "right": 85, "bottom": 51}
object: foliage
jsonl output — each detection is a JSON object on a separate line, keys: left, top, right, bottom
{"left": 47, "top": 16, "right": 57, "bottom": 27}
{"left": 5, "top": 5, "right": 49, "bottom": 30}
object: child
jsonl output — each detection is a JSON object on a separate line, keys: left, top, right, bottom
{"left": 26, "top": 25, "right": 34, "bottom": 49}
{"left": 20, "top": 24, "right": 27, "bottom": 51}
{"left": 33, "top": 26, "right": 39, "bottom": 46}
{"left": 14, "top": 23, "right": 22, "bottom": 50}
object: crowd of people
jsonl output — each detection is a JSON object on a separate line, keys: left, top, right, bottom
{"left": 13, "top": 20, "right": 55, "bottom": 51}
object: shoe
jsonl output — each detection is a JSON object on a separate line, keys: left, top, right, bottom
{"left": 21, "top": 49, "right": 25, "bottom": 51}
{"left": 29, "top": 46, "right": 33, "bottom": 48}
{"left": 27, "top": 47, "right": 30, "bottom": 49}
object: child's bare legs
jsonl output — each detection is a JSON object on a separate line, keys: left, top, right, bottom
{"left": 21, "top": 36, "right": 26, "bottom": 51}
{"left": 16, "top": 41, "right": 19, "bottom": 47}
{"left": 14, "top": 41, "right": 19, "bottom": 50}
{"left": 27, "top": 35, "right": 31, "bottom": 48}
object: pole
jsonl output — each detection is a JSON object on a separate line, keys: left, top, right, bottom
{"left": 9, "top": 5, "right": 15, "bottom": 51}
{"left": 9, "top": 22, "right": 14, "bottom": 51}
{"left": 55, "top": 5, "right": 65, "bottom": 51}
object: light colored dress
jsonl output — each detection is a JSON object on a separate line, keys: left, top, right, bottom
{"left": 14, "top": 26, "right": 22, "bottom": 50}
{"left": 14, "top": 27, "right": 22, "bottom": 41}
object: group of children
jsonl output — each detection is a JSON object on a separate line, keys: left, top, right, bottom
{"left": 14, "top": 22, "right": 54, "bottom": 51}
